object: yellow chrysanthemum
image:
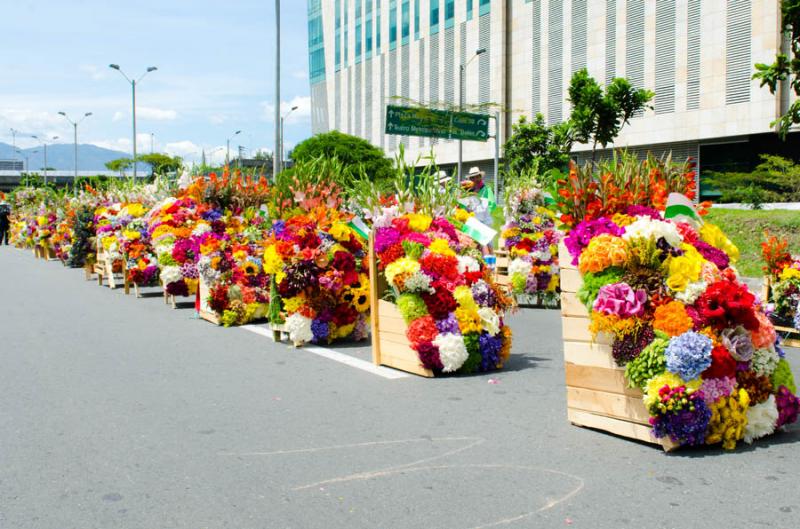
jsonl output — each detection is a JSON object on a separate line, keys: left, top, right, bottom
{"left": 405, "top": 212, "right": 433, "bottom": 232}
{"left": 123, "top": 203, "right": 146, "bottom": 217}
{"left": 263, "top": 245, "right": 284, "bottom": 275}
{"left": 700, "top": 223, "right": 739, "bottom": 262}
{"left": 122, "top": 229, "right": 141, "bottom": 240}
{"left": 282, "top": 295, "right": 307, "bottom": 314}
{"left": 329, "top": 222, "right": 352, "bottom": 242}
{"left": 453, "top": 208, "right": 473, "bottom": 223}
{"left": 455, "top": 307, "right": 483, "bottom": 334}
{"left": 429, "top": 238, "right": 456, "bottom": 257}
{"left": 501, "top": 227, "right": 520, "bottom": 239}
{"left": 453, "top": 285, "right": 478, "bottom": 311}
{"left": 780, "top": 267, "right": 800, "bottom": 281}
{"left": 385, "top": 257, "right": 420, "bottom": 286}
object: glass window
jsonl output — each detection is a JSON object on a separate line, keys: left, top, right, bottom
{"left": 479, "top": 0, "right": 491, "bottom": 16}
{"left": 376, "top": 3, "right": 382, "bottom": 51}
{"left": 430, "top": 0, "right": 440, "bottom": 34}
{"left": 389, "top": 0, "right": 397, "bottom": 49}
{"left": 414, "top": 0, "right": 420, "bottom": 39}
{"left": 445, "top": 0, "right": 455, "bottom": 25}
{"left": 401, "top": 0, "right": 410, "bottom": 43}
{"left": 467, "top": 0, "right": 473, "bottom": 20}
{"left": 309, "top": 49, "right": 325, "bottom": 84}
{"left": 366, "top": 19, "right": 373, "bottom": 55}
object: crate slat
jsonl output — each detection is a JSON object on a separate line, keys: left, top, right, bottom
{"left": 565, "top": 363, "right": 640, "bottom": 397}
{"left": 566, "top": 386, "right": 651, "bottom": 424}
{"left": 560, "top": 291, "right": 589, "bottom": 318}
{"left": 563, "top": 340, "right": 617, "bottom": 369}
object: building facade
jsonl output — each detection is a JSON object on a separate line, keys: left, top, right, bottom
{"left": 308, "top": 0, "right": 794, "bottom": 186}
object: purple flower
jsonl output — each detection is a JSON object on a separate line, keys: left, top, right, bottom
{"left": 180, "top": 261, "right": 199, "bottom": 279}
{"left": 202, "top": 209, "right": 223, "bottom": 221}
{"left": 478, "top": 333, "right": 503, "bottom": 371}
{"left": 665, "top": 332, "right": 713, "bottom": 381}
{"left": 650, "top": 393, "right": 711, "bottom": 446}
{"left": 625, "top": 205, "right": 662, "bottom": 220}
{"left": 417, "top": 341, "right": 443, "bottom": 371}
{"left": 311, "top": 319, "right": 329, "bottom": 343}
{"left": 564, "top": 218, "right": 624, "bottom": 266}
{"left": 435, "top": 313, "right": 460, "bottom": 334}
{"left": 692, "top": 240, "right": 730, "bottom": 270}
{"left": 374, "top": 227, "right": 401, "bottom": 253}
{"left": 472, "top": 280, "right": 497, "bottom": 307}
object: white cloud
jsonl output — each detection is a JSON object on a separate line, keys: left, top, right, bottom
{"left": 209, "top": 114, "right": 227, "bottom": 125}
{"left": 79, "top": 64, "right": 108, "bottom": 81}
{"left": 164, "top": 140, "right": 200, "bottom": 157}
{"left": 291, "top": 69, "right": 308, "bottom": 80}
{"left": 88, "top": 133, "right": 154, "bottom": 154}
{"left": 137, "top": 107, "right": 178, "bottom": 121}
{"left": 261, "top": 96, "right": 312, "bottom": 124}
{"left": 112, "top": 111, "right": 125, "bottom": 122}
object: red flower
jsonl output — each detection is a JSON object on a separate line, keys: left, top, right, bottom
{"left": 702, "top": 345, "right": 737, "bottom": 380}
{"left": 422, "top": 288, "right": 458, "bottom": 319}
{"left": 332, "top": 303, "right": 357, "bottom": 326}
{"left": 695, "top": 280, "right": 759, "bottom": 331}
{"left": 419, "top": 252, "right": 459, "bottom": 281}
{"left": 407, "top": 315, "right": 438, "bottom": 348}
{"left": 377, "top": 242, "right": 405, "bottom": 269}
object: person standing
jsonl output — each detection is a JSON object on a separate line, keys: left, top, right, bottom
{"left": 0, "top": 201, "right": 10, "bottom": 245}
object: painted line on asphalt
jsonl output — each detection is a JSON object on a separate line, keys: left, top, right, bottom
{"left": 238, "top": 324, "right": 410, "bottom": 379}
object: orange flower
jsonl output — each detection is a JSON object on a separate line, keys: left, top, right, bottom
{"left": 653, "top": 301, "right": 694, "bottom": 337}
{"left": 579, "top": 234, "right": 628, "bottom": 274}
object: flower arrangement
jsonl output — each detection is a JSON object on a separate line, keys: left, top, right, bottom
{"left": 572, "top": 206, "right": 799, "bottom": 449}
{"left": 147, "top": 196, "right": 203, "bottom": 297}
{"left": 762, "top": 232, "right": 800, "bottom": 329}
{"left": 375, "top": 211, "right": 513, "bottom": 374}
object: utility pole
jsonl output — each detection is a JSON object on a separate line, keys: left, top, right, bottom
{"left": 458, "top": 48, "right": 486, "bottom": 183}
{"left": 58, "top": 112, "right": 92, "bottom": 184}
{"left": 273, "top": 0, "right": 281, "bottom": 179}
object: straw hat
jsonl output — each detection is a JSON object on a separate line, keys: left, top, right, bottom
{"left": 467, "top": 166, "right": 485, "bottom": 179}
{"left": 437, "top": 170, "right": 452, "bottom": 185}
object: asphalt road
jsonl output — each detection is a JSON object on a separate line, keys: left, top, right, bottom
{"left": 1, "top": 247, "right": 799, "bottom": 529}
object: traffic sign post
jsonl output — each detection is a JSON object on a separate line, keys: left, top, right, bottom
{"left": 384, "top": 105, "right": 490, "bottom": 142}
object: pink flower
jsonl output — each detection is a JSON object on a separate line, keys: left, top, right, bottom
{"left": 593, "top": 282, "right": 647, "bottom": 318}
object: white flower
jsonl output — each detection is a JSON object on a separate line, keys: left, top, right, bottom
{"left": 192, "top": 223, "right": 211, "bottom": 236}
{"left": 622, "top": 217, "right": 683, "bottom": 247}
{"left": 403, "top": 271, "right": 435, "bottom": 294}
{"left": 751, "top": 346, "right": 780, "bottom": 377}
{"left": 744, "top": 395, "right": 778, "bottom": 444}
{"left": 197, "top": 257, "right": 220, "bottom": 285}
{"left": 478, "top": 307, "right": 501, "bottom": 335}
{"left": 285, "top": 313, "right": 313, "bottom": 344}
{"left": 508, "top": 258, "right": 533, "bottom": 277}
{"left": 433, "top": 333, "right": 469, "bottom": 373}
{"left": 372, "top": 205, "right": 399, "bottom": 228}
{"left": 160, "top": 265, "right": 183, "bottom": 285}
{"left": 457, "top": 255, "right": 480, "bottom": 274}
{"left": 674, "top": 280, "right": 707, "bottom": 305}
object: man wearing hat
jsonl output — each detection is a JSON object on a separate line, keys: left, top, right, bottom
{"left": 460, "top": 166, "right": 496, "bottom": 227}
{"left": 0, "top": 199, "right": 10, "bottom": 246}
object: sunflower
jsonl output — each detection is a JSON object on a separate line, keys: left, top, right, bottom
{"left": 352, "top": 288, "right": 370, "bottom": 313}
{"left": 241, "top": 261, "right": 259, "bottom": 276}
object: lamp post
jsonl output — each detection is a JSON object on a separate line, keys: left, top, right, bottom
{"left": 226, "top": 130, "right": 241, "bottom": 165}
{"left": 458, "top": 47, "right": 486, "bottom": 183}
{"left": 31, "top": 134, "right": 59, "bottom": 185}
{"left": 9, "top": 128, "right": 19, "bottom": 161}
{"left": 150, "top": 132, "right": 155, "bottom": 154}
{"left": 279, "top": 105, "right": 298, "bottom": 173}
{"left": 16, "top": 149, "right": 38, "bottom": 173}
{"left": 58, "top": 111, "right": 92, "bottom": 183}
{"left": 273, "top": 0, "right": 281, "bottom": 181}
{"left": 109, "top": 64, "right": 158, "bottom": 180}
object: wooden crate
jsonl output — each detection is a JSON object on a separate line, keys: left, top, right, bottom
{"left": 93, "top": 240, "right": 128, "bottom": 291}
{"left": 368, "top": 231, "right": 434, "bottom": 377}
{"left": 559, "top": 242, "right": 676, "bottom": 451}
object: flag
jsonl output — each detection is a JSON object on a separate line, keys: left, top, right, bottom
{"left": 664, "top": 193, "right": 702, "bottom": 226}
{"left": 461, "top": 217, "right": 498, "bottom": 246}
{"left": 348, "top": 216, "right": 370, "bottom": 240}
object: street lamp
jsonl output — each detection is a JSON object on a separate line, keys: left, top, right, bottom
{"left": 279, "top": 105, "right": 298, "bottom": 174}
{"left": 226, "top": 130, "right": 241, "bottom": 165}
{"left": 16, "top": 149, "right": 38, "bottom": 173}
{"left": 58, "top": 111, "right": 92, "bottom": 182}
{"left": 273, "top": 0, "right": 281, "bottom": 181}
{"left": 9, "top": 128, "right": 19, "bottom": 161}
{"left": 109, "top": 64, "right": 158, "bottom": 180}
{"left": 458, "top": 47, "right": 486, "bottom": 183}
{"left": 31, "top": 134, "right": 59, "bottom": 185}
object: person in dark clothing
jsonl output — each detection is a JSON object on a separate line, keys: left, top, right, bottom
{"left": 0, "top": 202, "right": 10, "bottom": 245}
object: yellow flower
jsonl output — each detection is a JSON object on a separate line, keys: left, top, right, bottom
{"left": 329, "top": 222, "right": 352, "bottom": 242}
{"left": 501, "top": 227, "right": 520, "bottom": 239}
{"left": 405, "top": 212, "right": 433, "bottom": 232}
{"left": 453, "top": 208, "right": 473, "bottom": 223}
{"left": 780, "top": 267, "right": 800, "bottom": 281}
{"left": 350, "top": 287, "right": 370, "bottom": 313}
{"left": 453, "top": 285, "right": 478, "bottom": 311}
{"left": 123, "top": 203, "right": 146, "bottom": 217}
{"left": 263, "top": 245, "right": 284, "bottom": 275}
{"left": 429, "top": 238, "right": 456, "bottom": 257}
{"left": 122, "top": 229, "right": 141, "bottom": 240}
{"left": 643, "top": 372, "right": 702, "bottom": 412}
{"left": 335, "top": 323, "right": 355, "bottom": 339}
{"left": 455, "top": 307, "right": 483, "bottom": 334}
{"left": 706, "top": 388, "right": 750, "bottom": 450}
{"left": 611, "top": 213, "right": 636, "bottom": 227}
{"left": 700, "top": 223, "right": 739, "bottom": 262}
{"left": 385, "top": 257, "right": 420, "bottom": 286}
{"left": 666, "top": 247, "right": 704, "bottom": 292}
{"left": 282, "top": 295, "right": 307, "bottom": 314}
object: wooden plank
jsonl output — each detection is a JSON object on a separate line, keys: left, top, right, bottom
{"left": 561, "top": 316, "right": 611, "bottom": 344}
{"left": 198, "top": 310, "right": 221, "bottom": 326}
{"left": 567, "top": 408, "right": 677, "bottom": 451}
{"left": 565, "top": 363, "right": 640, "bottom": 396}
{"left": 560, "top": 291, "right": 589, "bottom": 318}
{"left": 563, "top": 340, "right": 617, "bottom": 369}
{"left": 379, "top": 329, "right": 412, "bottom": 346}
{"left": 566, "top": 386, "right": 650, "bottom": 424}
{"left": 558, "top": 242, "right": 576, "bottom": 270}
{"left": 560, "top": 268, "right": 582, "bottom": 293}
{"left": 369, "top": 231, "right": 382, "bottom": 367}
{"left": 378, "top": 340, "right": 433, "bottom": 377}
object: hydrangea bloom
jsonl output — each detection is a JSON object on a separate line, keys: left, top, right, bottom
{"left": 665, "top": 331, "right": 713, "bottom": 381}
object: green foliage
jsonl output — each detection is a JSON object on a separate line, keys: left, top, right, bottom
{"left": 567, "top": 68, "right": 654, "bottom": 155}
{"left": 704, "top": 155, "right": 800, "bottom": 206}
{"left": 771, "top": 358, "right": 798, "bottom": 394}
{"left": 503, "top": 114, "right": 573, "bottom": 175}
{"left": 577, "top": 267, "right": 626, "bottom": 310}
{"left": 105, "top": 157, "right": 133, "bottom": 174}
{"left": 137, "top": 153, "right": 183, "bottom": 175}
{"left": 290, "top": 130, "right": 394, "bottom": 184}
{"left": 624, "top": 332, "right": 669, "bottom": 390}
{"left": 753, "top": 1, "right": 800, "bottom": 138}
{"left": 704, "top": 207, "right": 800, "bottom": 277}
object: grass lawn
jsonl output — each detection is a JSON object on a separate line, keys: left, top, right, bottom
{"left": 705, "top": 208, "right": 800, "bottom": 277}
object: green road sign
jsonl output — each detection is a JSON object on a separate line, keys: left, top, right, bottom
{"left": 384, "top": 105, "right": 490, "bottom": 141}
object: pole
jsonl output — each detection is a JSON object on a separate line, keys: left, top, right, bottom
{"left": 280, "top": 116, "right": 284, "bottom": 172}
{"left": 132, "top": 80, "right": 137, "bottom": 180}
{"left": 150, "top": 133, "right": 154, "bottom": 154}
{"left": 273, "top": 0, "right": 281, "bottom": 179}
{"left": 43, "top": 143, "right": 48, "bottom": 185}
{"left": 493, "top": 111, "right": 499, "bottom": 201}
{"left": 226, "top": 138, "right": 230, "bottom": 165}
{"left": 73, "top": 123, "right": 78, "bottom": 183}
{"left": 458, "top": 65, "right": 464, "bottom": 183}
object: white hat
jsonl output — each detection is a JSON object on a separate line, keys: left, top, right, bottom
{"left": 437, "top": 170, "right": 452, "bottom": 184}
{"left": 467, "top": 166, "right": 484, "bottom": 178}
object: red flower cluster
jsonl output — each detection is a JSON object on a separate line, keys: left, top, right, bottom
{"left": 377, "top": 242, "right": 405, "bottom": 270}
{"left": 694, "top": 280, "right": 760, "bottom": 331}
{"left": 422, "top": 288, "right": 458, "bottom": 319}
{"left": 407, "top": 316, "right": 438, "bottom": 349}
{"left": 419, "top": 253, "right": 459, "bottom": 282}
{"left": 702, "top": 345, "right": 737, "bottom": 379}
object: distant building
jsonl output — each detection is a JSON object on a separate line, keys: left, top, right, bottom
{"left": 308, "top": 0, "right": 800, "bottom": 194}
{"left": 0, "top": 160, "right": 24, "bottom": 171}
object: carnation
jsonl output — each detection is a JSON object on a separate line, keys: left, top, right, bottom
{"left": 751, "top": 347, "right": 780, "bottom": 377}
{"left": 564, "top": 218, "right": 624, "bottom": 266}
{"left": 775, "top": 386, "right": 800, "bottom": 428}
{"left": 160, "top": 265, "right": 183, "bottom": 285}
{"left": 433, "top": 333, "right": 469, "bottom": 372}
{"left": 592, "top": 282, "right": 647, "bottom": 318}
{"left": 743, "top": 395, "right": 779, "bottom": 444}
{"left": 508, "top": 258, "right": 533, "bottom": 278}
{"left": 665, "top": 331, "right": 713, "bottom": 382}
{"left": 285, "top": 313, "right": 314, "bottom": 344}
{"left": 622, "top": 217, "right": 683, "bottom": 248}
{"left": 771, "top": 358, "right": 797, "bottom": 394}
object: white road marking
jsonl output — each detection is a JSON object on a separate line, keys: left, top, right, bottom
{"left": 238, "top": 324, "right": 410, "bottom": 379}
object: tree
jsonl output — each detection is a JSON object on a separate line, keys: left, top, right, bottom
{"left": 753, "top": 1, "right": 800, "bottom": 138}
{"left": 567, "top": 68, "right": 654, "bottom": 159}
{"left": 704, "top": 154, "right": 800, "bottom": 205}
{"left": 137, "top": 153, "right": 183, "bottom": 176}
{"left": 290, "top": 130, "right": 393, "bottom": 183}
{"left": 105, "top": 157, "right": 133, "bottom": 176}
{"left": 503, "top": 114, "right": 573, "bottom": 175}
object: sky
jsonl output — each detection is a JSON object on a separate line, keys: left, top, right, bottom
{"left": 0, "top": 0, "right": 312, "bottom": 165}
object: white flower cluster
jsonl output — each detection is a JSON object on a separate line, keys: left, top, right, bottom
{"left": 751, "top": 346, "right": 780, "bottom": 377}
{"left": 285, "top": 313, "right": 314, "bottom": 344}
{"left": 744, "top": 395, "right": 778, "bottom": 444}
{"left": 433, "top": 333, "right": 469, "bottom": 372}
{"left": 457, "top": 255, "right": 480, "bottom": 274}
{"left": 674, "top": 280, "right": 708, "bottom": 305}
{"left": 197, "top": 256, "right": 221, "bottom": 285}
{"left": 622, "top": 217, "right": 683, "bottom": 247}
{"left": 508, "top": 258, "right": 533, "bottom": 278}
{"left": 403, "top": 271, "right": 435, "bottom": 294}
{"left": 478, "top": 307, "right": 501, "bottom": 336}
{"left": 160, "top": 265, "right": 183, "bottom": 285}
{"left": 192, "top": 224, "right": 211, "bottom": 237}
